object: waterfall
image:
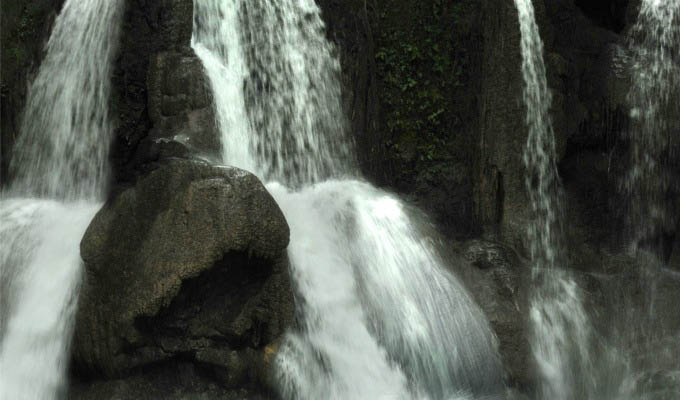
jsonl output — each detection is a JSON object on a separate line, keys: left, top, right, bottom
{"left": 192, "top": 0, "right": 505, "bottom": 398}
{"left": 512, "top": 0, "right": 596, "bottom": 398}
{"left": 621, "top": 0, "right": 680, "bottom": 397}
{"left": 0, "top": 0, "right": 122, "bottom": 398}
{"left": 625, "top": 0, "right": 680, "bottom": 254}
{"left": 192, "top": 0, "right": 354, "bottom": 187}
{"left": 8, "top": 0, "right": 123, "bottom": 201}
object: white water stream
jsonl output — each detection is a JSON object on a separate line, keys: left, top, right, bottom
{"left": 192, "top": 0, "right": 505, "bottom": 398}
{"left": 514, "top": 0, "right": 680, "bottom": 399}
{"left": 625, "top": 0, "right": 680, "bottom": 251}
{"left": 0, "top": 0, "right": 122, "bottom": 398}
{"left": 621, "top": 0, "right": 680, "bottom": 398}
{"left": 512, "top": 0, "right": 596, "bottom": 399}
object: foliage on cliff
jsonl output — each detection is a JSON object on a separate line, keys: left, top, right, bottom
{"left": 370, "top": 0, "right": 482, "bottom": 235}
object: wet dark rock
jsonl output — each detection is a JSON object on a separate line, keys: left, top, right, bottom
{"left": 455, "top": 240, "right": 531, "bottom": 390}
{"left": 70, "top": 361, "right": 271, "bottom": 400}
{"left": 464, "top": 240, "right": 521, "bottom": 271}
{"left": 573, "top": 0, "right": 631, "bottom": 33}
{"left": 317, "top": 0, "right": 483, "bottom": 238}
{"left": 144, "top": 50, "right": 220, "bottom": 161}
{"left": 475, "top": 0, "right": 530, "bottom": 249}
{"left": 110, "top": 0, "right": 205, "bottom": 188}
{"left": 73, "top": 160, "right": 293, "bottom": 394}
{"left": 316, "top": 0, "right": 380, "bottom": 181}
{"left": 472, "top": 0, "right": 639, "bottom": 254}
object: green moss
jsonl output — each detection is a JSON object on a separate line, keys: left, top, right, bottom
{"left": 374, "top": 0, "right": 474, "bottom": 176}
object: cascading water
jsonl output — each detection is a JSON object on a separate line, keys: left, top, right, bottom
{"left": 0, "top": 0, "right": 122, "bottom": 398}
{"left": 192, "top": 0, "right": 505, "bottom": 398}
{"left": 512, "top": 0, "right": 597, "bottom": 398}
{"left": 192, "top": 0, "right": 353, "bottom": 186}
{"left": 514, "top": 0, "right": 680, "bottom": 398}
{"left": 625, "top": 0, "right": 680, "bottom": 254}
{"left": 621, "top": 0, "right": 680, "bottom": 397}
{"left": 8, "top": 0, "right": 122, "bottom": 201}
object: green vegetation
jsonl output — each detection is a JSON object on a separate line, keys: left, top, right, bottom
{"left": 373, "top": 0, "right": 472, "bottom": 169}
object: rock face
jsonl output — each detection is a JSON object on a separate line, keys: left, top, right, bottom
{"left": 316, "top": 0, "right": 483, "bottom": 238}
{"left": 455, "top": 240, "right": 531, "bottom": 389}
{"left": 73, "top": 160, "right": 293, "bottom": 395}
{"left": 69, "top": 362, "right": 272, "bottom": 400}
{"left": 110, "top": 0, "right": 217, "bottom": 186}
{"left": 144, "top": 50, "right": 220, "bottom": 162}
{"left": 316, "top": 0, "right": 380, "bottom": 180}
{"left": 315, "top": 0, "right": 659, "bottom": 251}
{"left": 475, "top": 0, "right": 529, "bottom": 248}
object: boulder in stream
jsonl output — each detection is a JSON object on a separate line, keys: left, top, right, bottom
{"left": 72, "top": 159, "right": 293, "bottom": 397}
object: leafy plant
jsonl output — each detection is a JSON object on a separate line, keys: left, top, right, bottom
{"left": 374, "top": 0, "right": 471, "bottom": 172}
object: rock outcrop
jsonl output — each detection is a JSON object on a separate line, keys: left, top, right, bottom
{"left": 143, "top": 50, "right": 220, "bottom": 162}
{"left": 73, "top": 160, "right": 293, "bottom": 395}
{"left": 110, "top": 0, "right": 216, "bottom": 186}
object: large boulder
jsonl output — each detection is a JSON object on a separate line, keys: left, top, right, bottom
{"left": 72, "top": 160, "right": 293, "bottom": 394}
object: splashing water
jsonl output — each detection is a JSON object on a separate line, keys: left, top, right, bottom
{"left": 192, "top": 0, "right": 505, "bottom": 398}
{"left": 269, "top": 181, "right": 504, "bottom": 400}
{"left": 512, "top": 0, "right": 596, "bottom": 398}
{"left": 0, "top": 0, "right": 122, "bottom": 398}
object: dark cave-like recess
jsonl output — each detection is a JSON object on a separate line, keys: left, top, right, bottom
{"left": 574, "top": 0, "right": 630, "bottom": 33}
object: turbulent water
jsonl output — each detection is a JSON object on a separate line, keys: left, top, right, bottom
{"left": 512, "top": 0, "right": 596, "bottom": 399}
{"left": 0, "top": 0, "right": 122, "bottom": 398}
{"left": 192, "top": 0, "right": 505, "bottom": 398}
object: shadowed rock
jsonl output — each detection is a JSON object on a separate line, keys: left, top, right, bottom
{"left": 72, "top": 160, "right": 293, "bottom": 395}
{"left": 456, "top": 239, "right": 531, "bottom": 389}
{"left": 145, "top": 50, "right": 220, "bottom": 162}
